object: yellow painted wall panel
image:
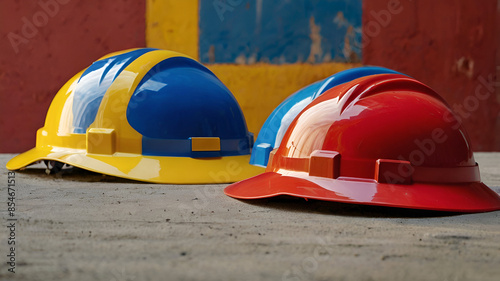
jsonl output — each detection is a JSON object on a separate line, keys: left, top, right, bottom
{"left": 146, "top": 0, "right": 199, "bottom": 60}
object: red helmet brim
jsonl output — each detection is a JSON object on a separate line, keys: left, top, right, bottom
{"left": 224, "top": 171, "right": 500, "bottom": 213}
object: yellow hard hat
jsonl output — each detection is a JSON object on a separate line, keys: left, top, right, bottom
{"left": 7, "top": 48, "right": 264, "bottom": 183}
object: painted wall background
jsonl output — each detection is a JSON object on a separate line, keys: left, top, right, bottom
{"left": 1, "top": 0, "right": 499, "bottom": 152}
{"left": 363, "top": 0, "right": 500, "bottom": 151}
{"left": 148, "top": 0, "right": 360, "bottom": 140}
{"left": 199, "top": 0, "right": 362, "bottom": 63}
{"left": 0, "top": 0, "right": 146, "bottom": 153}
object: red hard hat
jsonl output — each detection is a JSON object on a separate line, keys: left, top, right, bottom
{"left": 225, "top": 74, "right": 500, "bottom": 213}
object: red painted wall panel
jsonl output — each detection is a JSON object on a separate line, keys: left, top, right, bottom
{"left": 363, "top": 0, "right": 499, "bottom": 151}
{"left": 0, "top": 0, "right": 145, "bottom": 152}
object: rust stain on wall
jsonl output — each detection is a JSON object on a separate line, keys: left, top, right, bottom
{"left": 454, "top": 57, "right": 475, "bottom": 79}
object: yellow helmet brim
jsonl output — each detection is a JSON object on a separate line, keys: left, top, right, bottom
{"left": 7, "top": 148, "right": 264, "bottom": 184}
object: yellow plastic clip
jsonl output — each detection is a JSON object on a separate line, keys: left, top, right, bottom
{"left": 86, "top": 128, "right": 116, "bottom": 155}
{"left": 191, "top": 137, "right": 221, "bottom": 152}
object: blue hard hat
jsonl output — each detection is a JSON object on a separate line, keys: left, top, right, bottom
{"left": 250, "top": 66, "right": 405, "bottom": 167}
{"left": 7, "top": 48, "right": 264, "bottom": 183}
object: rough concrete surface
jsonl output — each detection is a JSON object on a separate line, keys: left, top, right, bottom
{"left": 0, "top": 153, "right": 499, "bottom": 281}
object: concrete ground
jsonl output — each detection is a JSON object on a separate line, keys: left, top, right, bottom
{"left": 0, "top": 153, "right": 499, "bottom": 281}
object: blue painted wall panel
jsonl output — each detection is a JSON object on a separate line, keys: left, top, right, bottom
{"left": 199, "top": 0, "right": 362, "bottom": 64}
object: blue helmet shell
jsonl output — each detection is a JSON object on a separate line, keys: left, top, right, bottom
{"left": 127, "top": 57, "right": 253, "bottom": 158}
{"left": 250, "top": 66, "right": 405, "bottom": 167}
{"left": 72, "top": 49, "right": 253, "bottom": 158}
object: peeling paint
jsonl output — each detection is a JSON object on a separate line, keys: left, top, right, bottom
{"left": 323, "top": 52, "right": 332, "bottom": 62}
{"left": 335, "top": 11, "right": 361, "bottom": 62}
{"left": 333, "top": 11, "right": 347, "bottom": 28}
{"left": 199, "top": 0, "right": 362, "bottom": 64}
{"left": 255, "top": 0, "right": 262, "bottom": 34}
{"left": 307, "top": 17, "right": 323, "bottom": 63}
{"left": 247, "top": 53, "right": 258, "bottom": 64}
{"left": 343, "top": 25, "right": 360, "bottom": 62}
{"left": 235, "top": 53, "right": 246, "bottom": 64}
{"left": 454, "top": 56, "right": 475, "bottom": 79}
{"left": 208, "top": 45, "right": 215, "bottom": 63}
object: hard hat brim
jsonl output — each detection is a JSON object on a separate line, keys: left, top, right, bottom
{"left": 7, "top": 147, "right": 265, "bottom": 184}
{"left": 224, "top": 171, "right": 500, "bottom": 213}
